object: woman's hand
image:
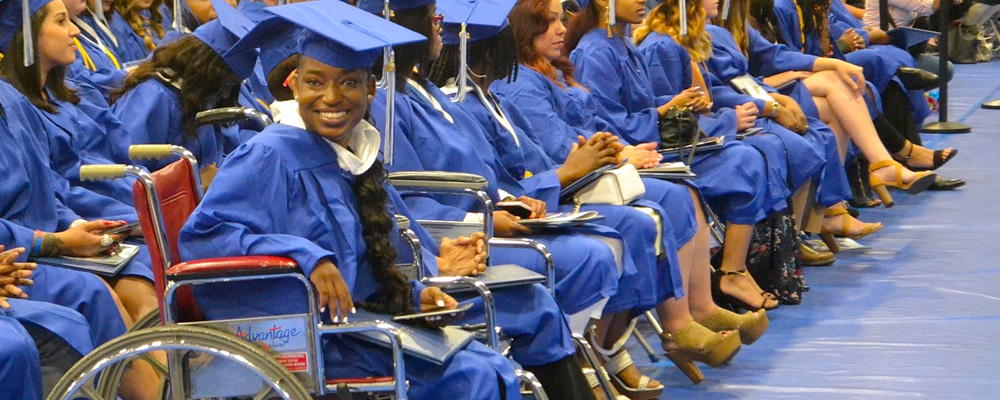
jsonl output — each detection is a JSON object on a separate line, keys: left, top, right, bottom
{"left": 46, "top": 220, "right": 128, "bottom": 257}
{"left": 199, "top": 163, "right": 220, "bottom": 193}
{"left": 517, "top": 196, "right": 547, "bottom": 219}
{"left": 772, "top": 94, "right": 809, "bottom": 134}
{"left": 310, "top": 259, "right": 355, "bottom": 323}
{"left": 558, "top": 134, "right": 619, "bottom": 186}
{"left": 620, "top": 143, "right": 663, "bottom": 169}
{"left": 419, "top": 287, "right": 460, "bottom": 327}
{"left": 437, "top": 232, "right": 488, "bottom": 277}
{"left": 0, "top": 246, "right": 34, "bottom": 309}
{"left": 762, "top": 71, "right": 813, "bottom": 88}
{"left": 493, "top": 210, "right": 531, "bottom": 237}
{"left": 828, "top": 59, "right": 866, "bottom": 96}
{"left": 735, "top": 102, "right": 759, "bottom": 131}
{"left": 837, "top": 28, "right": 866, "bottom": 53}
{"left": 865, "top": 27, "right": 890, "bottom": 45}
{"left": 659, "top": 86, "right": 707, "bottom": 115}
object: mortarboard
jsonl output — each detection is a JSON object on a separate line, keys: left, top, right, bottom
{"left": 191, "top": 0, "right": 258, "bottom": 79}
{"left": 437, "top": 0, "right": 516, "bottom": 101}
{"left": 0, "top": 0, "right": 57, "bottom": 66}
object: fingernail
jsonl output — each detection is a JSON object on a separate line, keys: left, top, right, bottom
{"left": 436, "top": 299, "right": 445, "bottom": 307}
{"left": 320, "top": 306, "right": 327, "bottom": 313}
{"left": 343, "top": 316, "right": 349, "bottom": 323}
{"left": 333, "top": 315, "right": 340, "bottom": 323}
{"left": 104, "top": 221, "right": 111, "bottom": 225}
{"left": 351, "top": 307, "right": 357, "bottom": 314}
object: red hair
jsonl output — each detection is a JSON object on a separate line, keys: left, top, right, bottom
{"left": 510, "top": 0, "right": 581, "bottom": 88}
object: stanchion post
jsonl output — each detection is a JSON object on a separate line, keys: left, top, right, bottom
{"left": 923, "top": 0, "right": 973, "bottom": 133}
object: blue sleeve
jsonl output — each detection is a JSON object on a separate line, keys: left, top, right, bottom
{"left": 707, "top": 72, "right": 768, "bottom": 111}
{"left": 641, "top": 38, "right": 690, "bottom": 101}
{"left": 747, "top": 27, "right": 817, "bottom": 77}
{"left": 0, "top": 219, "right": 38, "bottom": 261}
{"left": 111, "top": 83, "right": 178, "bottom": 169}
{"left": 773, "top": 0, "right": 804, "bottom": 49}
{"left": 698, "top": 110, "right": 740, "bottom": 140}
{"left": 572, "top": 47, "right": 659, "bottom": 146}
{"left": 178, "top": 145, "right": 335, "bottom": 277}
{"left": 502, "top": 169, "right": 561, "bottom": 211}
{"left": 494, "top": 82, "right": 587, "bottom": 163}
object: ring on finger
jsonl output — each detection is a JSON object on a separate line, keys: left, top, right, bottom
{"left": 100, "top": 234, "right": 114, "bottom": 247}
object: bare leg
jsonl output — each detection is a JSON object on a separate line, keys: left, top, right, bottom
{"left": 113, "top": 277, "right": 158, "bottom": 323}
{"left": 717, "top": 223, "right": 778, "bottom": 309}
{"left": 686, "top": 191, "right": 723, "bottom": 320}
{"left": 803, "top": 72, "right": 919, "bottom": 184}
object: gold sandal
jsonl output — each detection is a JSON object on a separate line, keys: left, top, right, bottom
{"left": 660, "top": 321, "right": 742, "bottom": 384}
{"left": 868, "top": 160, "right": 937, "bottom": 208}
{"left": 820, "top": 204, "right": 883, "bottom": 253}
{"left": 695, "top": 308, "right": 769, "bottom": 345}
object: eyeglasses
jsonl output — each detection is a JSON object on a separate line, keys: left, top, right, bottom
{"left": 432, "top": 14, "right": 444, "bottom": 30}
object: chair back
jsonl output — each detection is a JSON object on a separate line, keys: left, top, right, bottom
{"left": 132, "top": 159, "right": 204, "bottom": 321}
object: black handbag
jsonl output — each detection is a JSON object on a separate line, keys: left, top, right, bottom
{"left": 658, "top": 107, "right": 702, "bottom": 149}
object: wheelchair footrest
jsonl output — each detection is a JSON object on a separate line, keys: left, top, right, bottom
{"left": 166, "top": 256, "right": 298, "bottom": 280}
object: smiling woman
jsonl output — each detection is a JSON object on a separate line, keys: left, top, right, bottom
{"left": 288, "top": 56, "right": 377, "bottom": 147}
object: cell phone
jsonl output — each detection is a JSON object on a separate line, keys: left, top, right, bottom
{"left": 102, "top": 222, "right": 140, "bottom": 235}
{"left": 392, "top": 302, "right": 474, "bottom": 322}
{"left": 497, "top": 201, "right": 533, "bottom": 219}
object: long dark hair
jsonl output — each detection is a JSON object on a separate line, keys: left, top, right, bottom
{"left": 748, "top": 0, "right": 785, "bottom": 44}
{"left": 796, "top": 0, "right": 831, "bottom": 51}
{"left": 376, "top": 5, "right": 434, "bottom": 92}
{"left": 427, "top": 25, "right": 519, "bottom": 87}
{"left": 351, "top": 160, "right": 414, "bottom": 316}
{"left": 510, "top": 0, "right": 581, "bottom": 88}
{"left": 0, "top": 5, "right": 80, "bottom": 113}
{"left": 113, "top": 35, "right": 241, "bottom": 136}
{"left": 564, "top": 0, "right": 601, "bottom": 54}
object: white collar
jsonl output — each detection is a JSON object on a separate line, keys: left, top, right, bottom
{"left": 270, "top": 100, "right": 380, "bottom": 175}
{"left": 76, "top": 9, "right": 118, "bottom": 48}
{"left": 468, "top": 80, "right": 519, "bottom": 147}
{"left": 406, "top": 78, "right": 453, "bottom": 123}
{"left": 323, "top": 120, "right": 381, "bottom": 176}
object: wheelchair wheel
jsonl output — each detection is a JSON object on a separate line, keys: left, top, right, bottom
{"left": 93, "top": 310, "right": 164, "bottom": 399}
{"left": 47, "top": 325, "right": 312, "bottom": 400}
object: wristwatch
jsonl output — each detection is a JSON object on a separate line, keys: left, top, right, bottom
{"left": 767, "top": 100, "right": 782, "bottom": 118}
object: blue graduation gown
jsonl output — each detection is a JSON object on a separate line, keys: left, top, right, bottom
{"left": 78, "top": 12, "right": 124, "bottom": 58}
{"left": 370, "top": 84, "right": 620, "bottom": 315}
{"left": 0, "top": 310, "right": 42, "bottom": 400}
{"left": 632, "top": 31, "right": 770, "bottom": 224}
{"left": 449, "top": 80, "right": 684, "bottom": 313}
{"left": 0, "top": 80, "right": 153, "bottom": 283}
{"left": 112, "top": 78, "right": 229, "bottom": 169}
{"left": 717, "top": 25, "right": 853, "bottom": 207}
{"left": 570, "top": 29, "right": 662, "bottom": 145}
{"left": 108, "top": 12, "right": 156, "bottom": 64}
{"left": 178, "top": 123, "right": 519, "bottom": 400}
{"left": 5, "top": 299, "right": 95, "bottom": 357}
{"left": 69, "top": 32, "right": 127, "bottom": 102}
{"left": 491, "top": 65, "right": 698, "bottom": 248}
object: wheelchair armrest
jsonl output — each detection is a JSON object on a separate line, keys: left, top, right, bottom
{"left": 165, "top": 256, "right": 298, "bottom": 281}
{"left": 488, "top": 238, "right": 555, "bottom": 293}
{"left": 387, "top": 171, "right": 488, "bottom": 192}
{"left": 422, "top": 276, "right": 500, "bottom": 349}
{"left": 195, "top": 107, "right": 272, "bottom": 130}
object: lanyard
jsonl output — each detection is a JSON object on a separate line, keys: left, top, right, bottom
{"left": 74, "top": 35, "right": 121, "bottom": 71}
{"left": 794, "top": 1, "right": 806, "bottom": 51}
{"left": 74, "top": 38, "right": 96, "bottom": 71}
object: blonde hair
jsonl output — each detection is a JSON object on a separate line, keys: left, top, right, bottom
{"left": 633, "top": 1, "right": 713, "bottom": 62}
{"left": 114, "top": 0, "right": 165, "bottom": 51}
{"left": 715, "top": 0, "right": 749, "bottom": 55}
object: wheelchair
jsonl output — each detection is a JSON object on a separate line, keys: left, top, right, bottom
{"left": 48, "top": 146, "right": 551, "bottom": 398}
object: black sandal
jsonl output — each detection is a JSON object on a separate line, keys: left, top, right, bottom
{"left": 898, "top": 142, "right": 958, "bottom": 172}
{"left": 714, "top": 269, "right": 780, "bottom": 311}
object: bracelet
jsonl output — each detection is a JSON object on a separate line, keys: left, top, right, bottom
{"left": 32, "top": 230, "right": 43, "bottom": 256}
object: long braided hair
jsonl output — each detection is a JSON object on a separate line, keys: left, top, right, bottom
{"left": 797, "top": 0, "right": 832, "bottom": 53}
{"left": 633, "top": 0, "right": 713, "bottom": 62}
{"left": 427, "top": 25, "right": 519, "bottom": 87}
{"left": 350, "top": 159, "right": 413, "bottom": 316}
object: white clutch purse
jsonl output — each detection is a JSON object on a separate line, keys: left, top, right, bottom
{"left": 569, "top": 164, "right": 646, "bottom": 205}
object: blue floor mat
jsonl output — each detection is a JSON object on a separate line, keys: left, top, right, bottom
{"left": 628, "top": 61, "right": 1000, "bottom": 399}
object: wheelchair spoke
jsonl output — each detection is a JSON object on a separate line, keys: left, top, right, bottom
{"left": 252, "top": 386, "right": 276, "bottom": 400}
{"left": 138, "top": 352, "right": 169, "bottom": 375}
{"left": 80, "top": 383, "right": 109, "bottom": 400}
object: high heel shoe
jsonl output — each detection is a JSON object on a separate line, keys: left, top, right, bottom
{"left": 695, "top": 308, "right": 769, "bottom": 345}
{"left": 660, "top": 321, "right": 742, "bottom": 384}
{"left": 586, "top": 325, "right": 664, "bottom": 400}
{"left": 714, "top": 269, "right": 780, "bottom": 311}
{"left": 895, "top": 141, "right": 958, "bottom": 172}
{"left": 820, "top": 204, "right": 883, "bottom": 249}
{"left": 868, "top": 160, "right": 937, "bottom": 208}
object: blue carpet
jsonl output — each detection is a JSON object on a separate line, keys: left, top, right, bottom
{"left": 628, "top": 61, "right": 1000, "bottom": 399}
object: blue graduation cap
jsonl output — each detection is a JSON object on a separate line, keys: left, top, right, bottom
{"left": 191, "top": 0, "right": 258, "bottom": 79}
{"left": 357, "top": 0, "right": 436, "bottom": 15}
{"left": 0, "top": 0, "right": 57, "bottom": 66}
{"left": 437, "top": 0, "right": 515, "bottom": 101}
{"left": 228, "top": 16, "right": 298, "bottom": 77}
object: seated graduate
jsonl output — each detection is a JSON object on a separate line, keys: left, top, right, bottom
{"left": 179, "top": 3, "right": 589, "bottom": 398}
{"left": 64, "top": 0, "right": 128, "bottom": 100}
{"left": 111, "top": 0, "right": 257, "bottom": 182}
{"left": 351, "top": 0, "right": 624, "bottom": 354}
{"left": 74, "top": 0, "right": 123, "bottom": 58}
{"left": 108, "top": 0, "right": 167, "bottom": 63}
{"left": 0, "top": 0, "right": 161, "bottom": 323}
{"left": 228, "top": 6, "right": 596, "bottom": 398}
{"left": 634, "top": 0, "right": 885, "bottom": 252}
{"left": 564, "top": 0, "right": 782, "bottom": 312}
